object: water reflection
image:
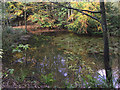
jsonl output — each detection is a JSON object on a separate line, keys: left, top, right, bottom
{"left": 96, "top": 68, "right": 119, "bottom": 88}
{"left": 3, "top": 33, "right": 119, "bottom": 88}
{"left": 97, "top": 69, "right": 106, "bottom": 78}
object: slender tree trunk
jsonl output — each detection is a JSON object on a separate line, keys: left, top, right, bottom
{"left": 118, "top": 2, "right": 120, "bottom": 88}
{"left": 100, "top": 1, "right": 113, "bottom": 87}
{"left": 71, "top": 8, "right": 73, "bottom": 21}
{"left": 68, "top": 2, "right": 71, "bottom": 18}
{"left": 118, "top": 28, "right": 120, "bottom": 88}
{"left": 68, "top": 2, "right": 73, "bottom": 21}
{"left": 49, "top": 3, "right": 52, "bottom": 17}
{"left": 2, "top": 0, "right": 5, "bottom": 29}
{"left": 0, "top": 0, "right": 5, "bottom": 88}
{"left": 24, "top": 0, "right": 27, "bottom": 33}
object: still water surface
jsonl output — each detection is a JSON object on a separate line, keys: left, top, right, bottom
{"left": 3, "top": 32, "right": 119, "bottom": 88}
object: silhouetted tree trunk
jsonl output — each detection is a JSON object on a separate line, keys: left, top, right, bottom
{"left": 100, "top": 1, "right": 113, "bottom": 87}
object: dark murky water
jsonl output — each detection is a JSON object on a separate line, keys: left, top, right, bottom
{"left": 3, "top": 32, "right": 119, "bottom": 88}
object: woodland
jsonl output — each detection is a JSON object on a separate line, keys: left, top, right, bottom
{"left": 1, "top": 1, "right": 120, "bottom": 88}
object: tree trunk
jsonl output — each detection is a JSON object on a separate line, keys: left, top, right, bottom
{"left": 51, "top": 1, "right": 114, "bottom": 87}
{"left": 24, "top": 0, "right": 27, "bottom": 33}
{"left": 2, "top": 1, "right": 5, "bottom": 29}
{"left": 118, "top": 1, "right": 120, "bottom": 88}
{"left": 71, "top": 8, "right": 73, "bottom": 21}
{"left": 68, "top": 2, "right": 71, "bottom": 18}
{"left": 118, "top": 3, "right": 120, "bottom": 87}
{"left": 100, "top": 1, "right": 113, "bottom": 87}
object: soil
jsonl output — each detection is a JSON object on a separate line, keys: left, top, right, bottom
{"left": 12, "top": 24, "right": 67, "bottom": 35}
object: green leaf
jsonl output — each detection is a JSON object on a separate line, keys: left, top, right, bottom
{"left": 12, "top": 49, "right": 21, "bottom": 53}
{"left": 17, "top": 49, "right": 22, "bottom": 52}
{"left": 8, "top": 69, "right": 14, "bottom": 74}
{"left": 86, "top": 75, "right": 93, "bottom": 80}
{"left": 12, "top": 49, "right": 17, "bottom": 53}
{"left": 18, "top": 44, "right": 24, "bottom": 48}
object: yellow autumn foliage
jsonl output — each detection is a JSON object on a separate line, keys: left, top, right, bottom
{"left": 14, "top": 10, "right": 23, "bottom": 16}
{"left": 67, "top": 2, "right": 101, "bottom": 33}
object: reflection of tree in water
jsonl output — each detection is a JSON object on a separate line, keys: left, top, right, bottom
{"left": 24, "top": 41, "right": 69, "bottom": 86}
{"left": 3, "top": 33, "right": 119, "bottom": 87}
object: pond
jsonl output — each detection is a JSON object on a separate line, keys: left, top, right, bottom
{"left": 2, "top": 32, "right": 119, "bottom": 88}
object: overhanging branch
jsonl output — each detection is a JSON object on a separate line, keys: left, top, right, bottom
{"left": 49, "top": 2, "right": 102, "bottom": 23}
{"left": 81, "top": 10, "right": 101, "bottom": 13}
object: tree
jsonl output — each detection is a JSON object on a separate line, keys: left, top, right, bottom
{"left": 66, "top": 2, "right": 101, "bottom": 34}
{"left": 49, "top": 1, "right": 113, "bottom": 87}
{"left": 100, "top": 1, "right": 112, "bottom": 87}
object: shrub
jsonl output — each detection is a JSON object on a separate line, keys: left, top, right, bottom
{"left": 2, "top": 26, "right": 26, "bottom": 51}
{"left": 106, "top": 2, "right": 120, "bottom": 36}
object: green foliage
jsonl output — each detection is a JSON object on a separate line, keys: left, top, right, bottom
{"left": 65, "top": 73, "right": 117, "bottom": 88}
{"left": 81, "top": 74, "right": 115, "bottom": 88}
{"left": 28, "top": 12, "right": 53, "bottom": 28}
{"left": 4, "top": 2, "right": 119, "bottom": 35}
{"left": 65, "top": 83, "right": 75, "bottom": 88}
{"left": 2, "top": 26, "right": 25, "bottom": 51}
{"left": 5, "top": 2, "right": 68, "bottom": 29}
{"left": 106, "top": 2, "right": 120, "bottom": 36}
{"left": 54, "top": 7, "right": 68, "bottom": 29}
{"left": 3, "top": 69, "right": 14, "bottom": 79}
{"left": 4, "top": 2, "right": 23, "bottom": 23}
{"left": 8, "top": 69, "right": 14, "bottom": 74}
{"left": 3, "top": 72, "right": 8, "bottom": 78}
{"left": 2, "top": 2, "right": 119, "bottom": 88}
{"left": 40, "top": 73, "right": 56, "bottom": 85}
{"left": 66, "top": 2, "right": 119, "bottom": 35}
{"left": 12, "top": 48, "right": 21, "bottom": 53}
{"left": 14, "top": 68, "right": 29, "bottom": 82}
{"left": 27, "top": 2, "right": 68, "bottom": 29}
{"left": 12, "top": 44, "right": 29, "bottom": 53}
{"left": 67, "top": 2, "right": 102, "bottom": 34}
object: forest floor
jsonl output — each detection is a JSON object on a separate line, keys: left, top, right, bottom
{"left": 12, "top": 24, "right": 67, "bottom": 35}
